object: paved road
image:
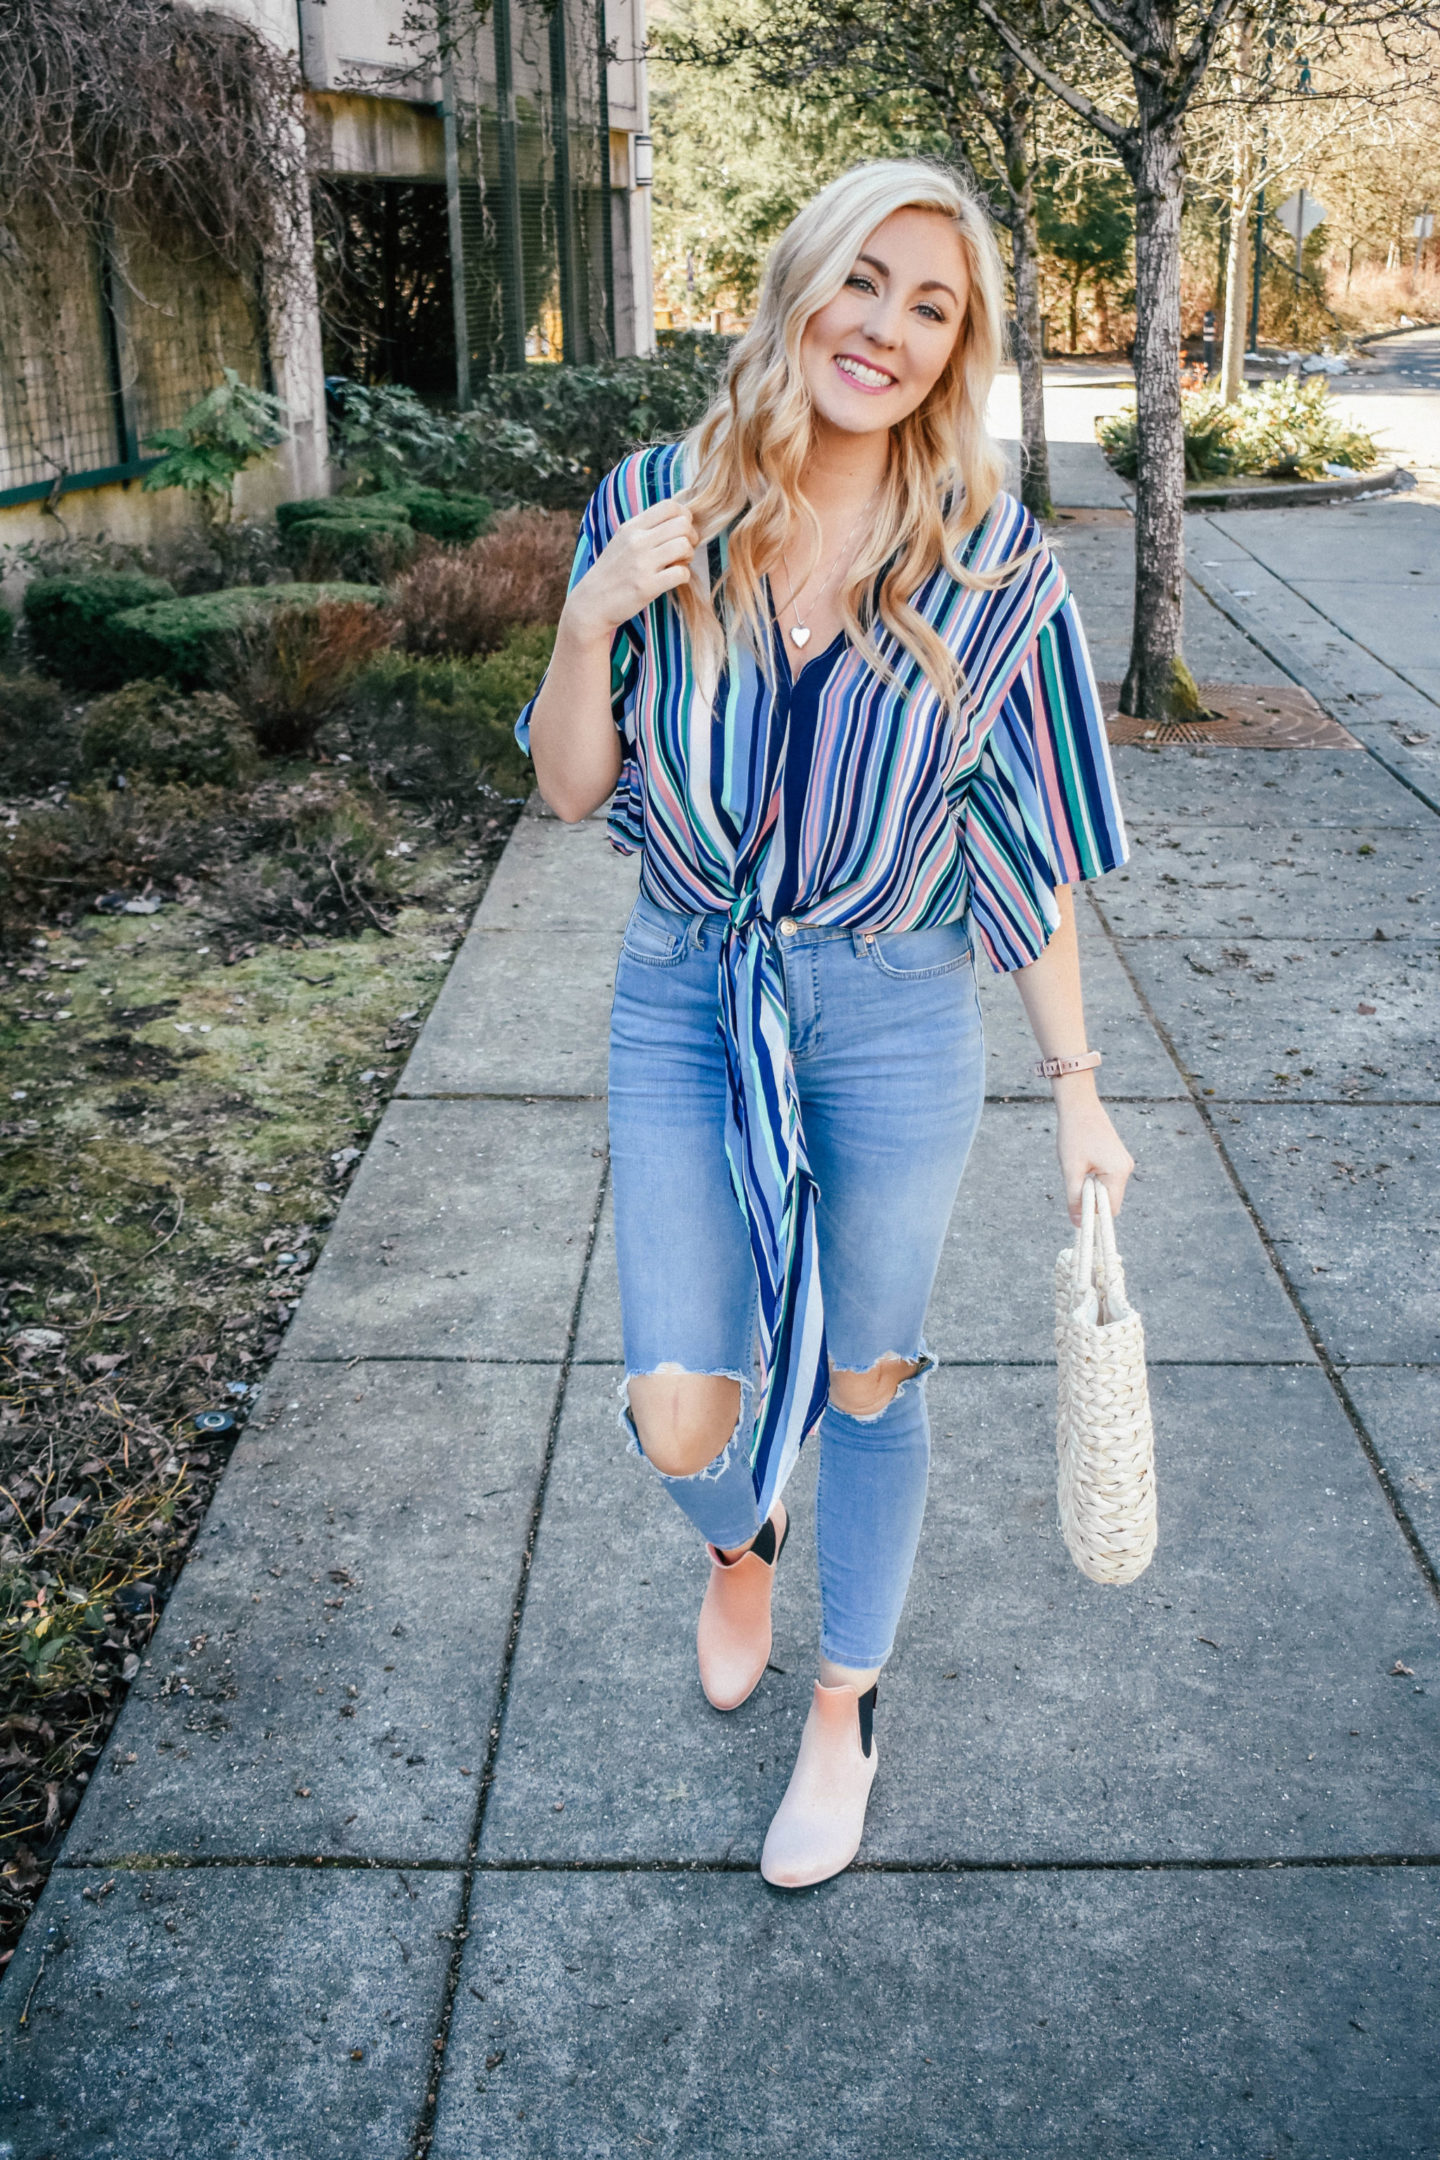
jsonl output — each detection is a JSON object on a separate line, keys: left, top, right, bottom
{"left": 1359, "top": 324, "right": 1440, "bottom": 388}
{"left": 4, "top": 474, "right": 1438, "bottom": 2156}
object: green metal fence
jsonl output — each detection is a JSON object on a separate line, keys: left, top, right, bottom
{"left": 444, "top": 0, "right": 615, "bottom": 399}
{"left": 0, "top": 210, "right": 268, "bottom": 511}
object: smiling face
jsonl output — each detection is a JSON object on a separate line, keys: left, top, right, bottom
{"left": 798, "top": 207, "right": 971, "bottom": 441}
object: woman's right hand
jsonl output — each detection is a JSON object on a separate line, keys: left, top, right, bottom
{"left": 563, "top": 498, "right": 700, "bottom": 644}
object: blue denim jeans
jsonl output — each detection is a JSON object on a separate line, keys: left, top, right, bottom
{"left": 609, "top": 892, "right": 986, "bottom": 1669}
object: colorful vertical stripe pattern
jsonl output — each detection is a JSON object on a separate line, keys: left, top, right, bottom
{"left": 517, "top": 444, "right": 1129, "bottom": 1518}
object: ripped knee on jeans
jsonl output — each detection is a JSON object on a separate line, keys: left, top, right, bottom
{"left": 828, "top": 1352, "right": 932, "bottom": 1423}
{"left": 623, "top": 1364, "right": 745, "bottom": 1478}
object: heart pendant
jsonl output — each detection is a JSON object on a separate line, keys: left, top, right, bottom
{"left": 790, "top": 624, "right": 811, "bottom": 648}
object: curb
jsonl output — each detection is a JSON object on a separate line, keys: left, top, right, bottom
{"left": 1180, "top": 464, "right": 1412, "bottom": 511}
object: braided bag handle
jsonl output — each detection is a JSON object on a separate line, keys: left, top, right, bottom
{"left": 1054, "top": 1176, "right": 1157, "bottom": 1585}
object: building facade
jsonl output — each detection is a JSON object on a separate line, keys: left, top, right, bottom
{"left": 0, "top": 0, "right": 652, "bottom": 552}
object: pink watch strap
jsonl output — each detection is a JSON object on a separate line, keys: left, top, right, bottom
{"left": 1033, "top": 1049, "right": 1103, "bottom": 1079}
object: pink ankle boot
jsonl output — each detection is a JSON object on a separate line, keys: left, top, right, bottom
{"left": 760, "top": 1679, "right": 878, "bottom": 1888}
{"left": 696, "top": 1502, "right": 789, "bottom": 1711}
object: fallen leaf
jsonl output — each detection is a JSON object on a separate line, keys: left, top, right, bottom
{"left": 1357, "top": 1002, "right": 1376, "bottom": 1015}
{"left": 10, "top": 1327, "right": 65, "bottom": 1352}
{"left": 1388, "top": 1659, "right": 1415, "bottom": 1677}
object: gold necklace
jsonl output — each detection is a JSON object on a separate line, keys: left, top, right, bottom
{"left": 780, "top": 486, "right": 880, "bottom": 649}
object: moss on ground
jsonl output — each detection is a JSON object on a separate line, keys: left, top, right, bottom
{"left": 0, "top": 784, "right": 521, "bottom": 1962}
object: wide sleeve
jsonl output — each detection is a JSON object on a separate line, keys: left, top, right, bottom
{"left": 513, "top": 459, "right": 650, "bottom": 758}
{"left": 958, "top": 588, "right": 1129, "bottom": 973}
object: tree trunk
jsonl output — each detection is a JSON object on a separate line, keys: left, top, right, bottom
{"left": 1220, "top": 146, "right": 1252, "bottom": 401}
{"left": 1011, "top": 201, "right": 1053, "bottom": 518}
{"left": 998, "top": 74, "right": 1051, "bottom": 521}
{"left": 1121, "top": 111, "right": 1199, "bottom": 721}
{"left": 1221, "top": 8, "right": 1253, "bottom": 401}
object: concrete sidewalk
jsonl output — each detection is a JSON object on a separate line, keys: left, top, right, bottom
{"left": 4, "top": 469, "right": 1438, "bottom": 2158}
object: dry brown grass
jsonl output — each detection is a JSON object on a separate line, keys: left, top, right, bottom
{"left": 1332, "top": 260, "right": 1440, "bottom": 334}
{"left": 390, "top": 506, "right": 578, "bottom": 659}
{"left": 1, "top": 784, "right": 232, "bottom": 927}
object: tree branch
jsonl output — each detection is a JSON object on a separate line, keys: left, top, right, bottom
{"left": 971, "top": 0, "right": 1132, "bottom": 147}
{"left": 1070, "top": 0, "right": 1146, "bottom": 67}
{"left": 1169, "top": 0, "right": 1243, "bottom": 122}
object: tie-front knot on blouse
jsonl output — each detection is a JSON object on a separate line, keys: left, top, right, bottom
{"left": 516, "top": 443, "right": 1129, "bottom": 1518}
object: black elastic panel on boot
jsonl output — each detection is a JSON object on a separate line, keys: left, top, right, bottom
{"left": 749, "top": 1514, "right": 778, "bottom": 1567}
{"left": 858, "top": 1683, "right": 877, "bottom": 1758}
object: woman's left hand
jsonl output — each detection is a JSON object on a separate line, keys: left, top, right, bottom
{"left": 1053, "top": 1083, "right": 1134, "bottom": 1225}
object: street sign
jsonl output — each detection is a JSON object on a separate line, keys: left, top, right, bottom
{"left": 1275, "top": 190, "right": 1326, "bottom": 242}
{"left": 1414, "top": 213, "right": 1435, "bottom": 240}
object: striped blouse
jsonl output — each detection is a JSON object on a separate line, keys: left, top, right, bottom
{"left": 517, "top": 442, "right": 1128, "bottom": 1518}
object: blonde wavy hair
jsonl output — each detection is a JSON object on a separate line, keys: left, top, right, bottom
{"left": 676, "top": 158, "right": 1021, "bottom": 713}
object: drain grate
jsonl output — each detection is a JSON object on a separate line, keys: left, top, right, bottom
{"left": 1098, "top": 681, "right": 1361, "bottom": 748}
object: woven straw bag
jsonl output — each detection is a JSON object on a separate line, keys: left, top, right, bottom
{"left": 1054, "top": 1175, "right": 1157, "bottom": 1585}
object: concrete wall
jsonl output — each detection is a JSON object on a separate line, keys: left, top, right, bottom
{"left": 308, "top": 93, "right": 447, "bottom": 181}
{"left": 606, "top": 0, "right": 655, "bottom": 356}
{"left": 0, "top": 0, "right": 654, "bottom": 567}
{"left": 0, "top": 0, "right": 329, "bottom": 562}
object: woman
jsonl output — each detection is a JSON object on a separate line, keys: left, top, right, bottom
{"left": 519, "top": 159, "right": 1133, "bottom": 1890}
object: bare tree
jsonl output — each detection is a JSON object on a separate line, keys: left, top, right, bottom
{"left": 1187, "top": 9, "right": 1436, "bottom": 397}
{"left": 659, "top": 0, "right": 1123, "bottom": 521}
{"left": 970, "top": 0, "right": 1437, "bottom": 718}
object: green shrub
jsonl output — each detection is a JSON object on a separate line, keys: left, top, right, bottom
{"left": 327, "top": 380, "right": 473, "bottom": 491}
{"left": 1228, "top": 377, "right": 1379, "bottom": 480}
{"left": 1096, "top": 389, "right": 1238, "bottom": 481}
{"left": 24, "top": 573, "right": 176, "bottom": 690}
{"left": 0, "top": 603, "right": 13, "bottom": 665}
{"left": 276, "top": 496, "right": 425, "bottom": 582}
{"left": 457, "top": 338, "right": 730, "bottom": 507}
{"left": 140, "top": 367, "right": 288, "bottom": 528}
{"left": 80, "top": 679, "right": 258, "bottom": 788}
{"left": 1097, "top": 378, "right": 1380, "bottom": 485}
{"left": 110, "top": 582, "right": 386, "bottom": 689}
{"left": 376, "top": 485, "right": 494, "bottom": 546}
{"left": 276, "top": 487, "right": 492, "bottom": 572}
{"left": 275, "top": 496, "right": 413, "bottom": 533}
{"left": 0, "top": 672, "right": 78, "bottom": 791}
{"left": 348, "top": 623, "right": 552, "bottom": 799}
{"left": 326, "top": 337, "right": 729, "bottom": 510}
{"left": 283, "top": 515, "right": 418, "bottom": 584}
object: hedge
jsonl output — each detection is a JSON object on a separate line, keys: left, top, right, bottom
{"left": 24, "top": 573, "right": 176, "bottom": 691}
{"left": 375, "top": 485, "right": 494, "bottom": 545}
{"left": 110, "top": 582, "right": 386, "bottom": 689}
{"left": 280, "top": 517, "right": 419, "bottom": 584}
{"left": 274, "top": 497, "right": 412, "bottom": 532}
{"left": 276, "top": 487, "right": 494, "bottom": 566}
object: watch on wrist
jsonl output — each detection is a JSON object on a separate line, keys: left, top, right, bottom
{"left": 1033, "top": 1049, "right": 1103, "bottom": 1079}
